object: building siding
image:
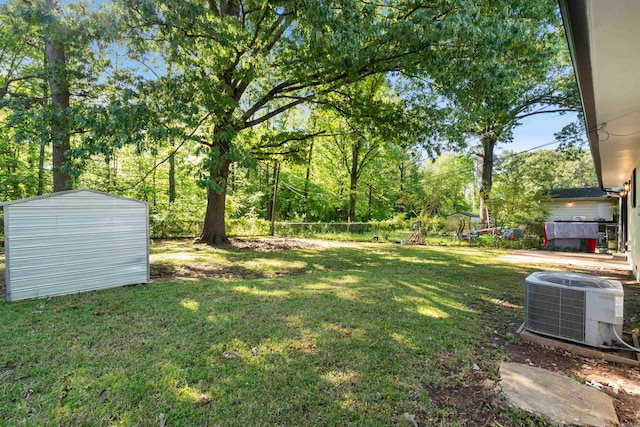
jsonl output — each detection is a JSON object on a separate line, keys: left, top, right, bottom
{"left": 3, "top": 190, "right": 149, "bottom": 301}
{"left": 548, "top": 200, "right": 614, "bottom": 221}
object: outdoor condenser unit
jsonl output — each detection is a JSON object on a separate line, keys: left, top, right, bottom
{"left": 524, "top": 272, "right": 624, "bottom": 348}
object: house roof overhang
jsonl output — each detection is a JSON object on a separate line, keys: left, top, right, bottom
{"left": 559, "top": 0, "right": 640, "bottom": 189}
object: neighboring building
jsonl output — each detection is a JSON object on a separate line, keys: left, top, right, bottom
{"left": 560, "top": 1, "right": 640, "bottom": 279}
{"left": 546, "top": 187, "right": 616, "bottom": 222}
{"left": 1, "top": 189, "right": 149, "bottom": 301}
{"left": 446, "top": 212, "right": 480, "bottom": 232}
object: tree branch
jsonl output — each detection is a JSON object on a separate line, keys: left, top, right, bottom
{"left": 252, "top": 130, "right": 326, "bottom": 151}
{"left": 260, "top": 12, "right": 294, "bottom": 54}
{"left": 243, "top": 97, "right": 308, "bottom": 128}
{"left": 241, "top": 78, "right": 298, "bottom": 121}
{"left": 118, "top": 140, "right": 188, "bottom": 191}
{"left": 516, "top": 108, "right": 577, "bottom": 120}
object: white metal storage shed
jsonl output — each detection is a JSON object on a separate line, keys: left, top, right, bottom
{"left": 2, "top": 189, "right": 149, "bottom": 301}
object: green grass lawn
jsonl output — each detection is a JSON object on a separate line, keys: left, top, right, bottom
{"left": 0, "top": 240, "right": 548, "bottom": 426}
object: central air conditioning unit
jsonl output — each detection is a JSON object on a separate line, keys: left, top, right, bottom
{"left": 524, "top": 272, "right": 624, "bottom": 348}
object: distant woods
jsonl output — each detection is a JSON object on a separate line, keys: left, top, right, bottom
{"left": 0, "top": 0, "right": 582, "bottom": 241}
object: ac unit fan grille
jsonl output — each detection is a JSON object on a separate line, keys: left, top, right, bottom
{"left": 526, "top": 283, "right": 585, "bottom": 342}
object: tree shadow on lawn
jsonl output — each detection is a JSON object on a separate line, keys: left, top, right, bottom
{"left": 150, "top": 240, "right": 512, "bottom": 285}
{"left": 0, "top": 244, "right": 549, "bottom": 426}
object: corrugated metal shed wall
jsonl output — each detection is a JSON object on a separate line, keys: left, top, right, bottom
{"left": 4, "top": 189, "right": 149, "bottom": 301}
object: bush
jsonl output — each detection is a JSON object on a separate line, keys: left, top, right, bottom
{"left": 379, "top": 215, "right": 410, "bottom": 240}
{"left": 423, "top": 216, "right": 448, "bottom": 233}
{"left": 520, "top": 222, "right": 545, "bottom": 248}
{"left": 149, "top": 202, "right": 204, "bottom": 238}
{"left": 227, "top": 216, "right": 270, "bottom": 236}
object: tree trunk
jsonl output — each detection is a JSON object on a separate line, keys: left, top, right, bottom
{"left": 38, "top": 60, "right": 48, "bottom": 196}
{"left": 266, "top": 160, "right": 279, "bottom": 221}
{"left": 367, "top": 184, "right": 372, "bottom": 220}
{"left": 230, "top": 163, "right": 237, "bottom": 193}
{"left": 265, "top": 161, "right": 272, "bottom": 218}
{"left": 348, "top": 144, "right": 359, "bottom": 230}
{"left": 479, "top": 135, "right": 497, "bottom": 228}
{"left": 270, "top": 162, "right": 280, "bottom": 236}
{"left": 168, "top": 151, "right": 176, "bottom": 203}
{"left": 45, "top": 2, "right": 71, "bottom": 192}
{"left": 37, "top": 144, "right": 46, "bottom": 195}
{"left": 152, "top": 156, "right": 157, "bottom": 206}
{"left": 303, "top": 141, "right": 313, "bottom": 218}
{"left": 199, "top": 158, "right": 231, "bottom": 245}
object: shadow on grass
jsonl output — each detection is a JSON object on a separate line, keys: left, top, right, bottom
{"left": 0, "top": 242, "right": 552, "bottom": 426}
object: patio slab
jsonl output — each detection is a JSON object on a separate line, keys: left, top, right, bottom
{"left": 498, "top": 250, "right": 630, "bottom": 271}
{"left": 499, "top": 362, "right": 619, "bottom": 426}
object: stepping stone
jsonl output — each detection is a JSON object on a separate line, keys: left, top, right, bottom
{"left": 499, "top": 362, "right": 618, "bottom": 426}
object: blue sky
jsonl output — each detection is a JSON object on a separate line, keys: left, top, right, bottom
{"left": 506, "top": 112, "right": 580, "bottom": 153}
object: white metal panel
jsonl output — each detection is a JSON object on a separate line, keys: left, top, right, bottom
{"left": 4, "top": 189, "right": 149, "bottom": 301}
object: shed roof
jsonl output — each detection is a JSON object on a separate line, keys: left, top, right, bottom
{"left": 546, "top": 187, "right": 610, "bottom": 200}
{"left": 447, "top": 212, "right": 480, "bottom": 218}
{"left": 0, "top": 188, "right": 148, "bottom": 207}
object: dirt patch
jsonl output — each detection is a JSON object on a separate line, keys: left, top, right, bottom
{"left": 427, "top": 300, "right": 640, "bottom": 425}
{"left": 423, "top": 380, "right": 513, "bottom": 426}
{"left": 150, "top": 238, "right": 322, "bottom": 282}
{"left": 150, "top": 262, "right": 309, "bottom": 281}
{"left": 224, "top": 237, "right": 321, "bottom": 252}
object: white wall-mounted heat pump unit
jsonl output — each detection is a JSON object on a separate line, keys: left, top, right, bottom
{"left": 524, "top": 272, "right": 623, "bottom": 348}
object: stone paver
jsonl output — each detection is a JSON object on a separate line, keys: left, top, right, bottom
{"left": 499, "top": 362, "right": 618, "bottom": 426}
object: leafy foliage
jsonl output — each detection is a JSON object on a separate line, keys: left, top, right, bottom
{"left": 421, "top": 154, "right": 474, "bottom": 217}
{"left": 0, "top": 0, "right": 582, "bottom": 245}
{"left": 426, "top": 0, "right": 580, "bottom": 224}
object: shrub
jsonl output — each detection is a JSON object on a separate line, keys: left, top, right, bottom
{"left": 227, "top": 215, "right": 270, "bottom": 236}
{"left": 423, "top": 216, "right": 448, "bottom": 233}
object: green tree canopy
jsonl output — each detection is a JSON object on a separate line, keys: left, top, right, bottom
{"left": 427, "top": 0, "right": 580, "bottom": 226}
{"left": 117, "top": 0, "right": 489, "bottom": 244}
{"left": 421, "top": 153, "right": 474, "bottom": 217}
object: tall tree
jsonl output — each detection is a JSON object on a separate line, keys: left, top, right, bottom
{"left": 500, "top": 147, "right": 597, "bottom": 191}
{"left": 1, "top": 0, "right": 117, "bottom": 194}
{"left": 420, "top": 153, "right": 473, "bottom": 217}
{"left": 0, "top": 1, "right": 48, "bottom": 198}
{"left": 491, "top": 151, "right": 551, "bottom": 227}
{"left": 120, "top": 0, "right": 471, "bottom": 244}
{"left": 317, "top": 76, "right": 405, "bottom": 224}
{"left": 43, "top": 0, "right": 71, "bottom": 191}
{"left": 429, "top": 1, "right": 580, "bottom": 227}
